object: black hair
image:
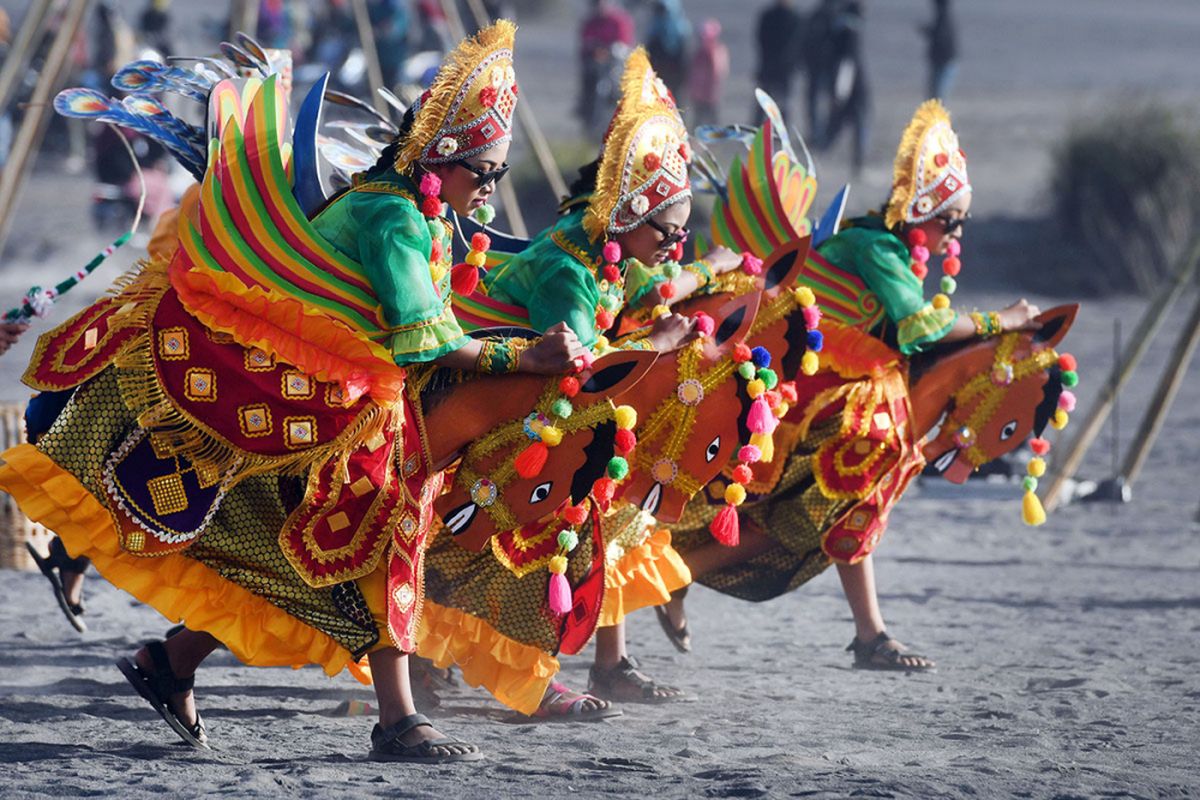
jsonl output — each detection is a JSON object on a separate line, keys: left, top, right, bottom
{"left": 558, "top": 157, "right": 602, "bottom": 214}
{"left": 365, "top": 104, "right": 419, "bottom": 179}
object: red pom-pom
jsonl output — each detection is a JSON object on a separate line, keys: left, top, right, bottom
{"left": 596, "top": 309, "right": 615, "bottom": 330}
{"left": 614, "top": 427, "right": 637, "bottom": 455}
{"left": 1029, "top": 437, "right": 1051, "bottom": 456}
{"left": 421, "top": 196, "right": 443, "bottom": 217}
{"left": 602, "top": 264, "right": 621, "bottom": 283}
{"left": 907, "top": 228, "right": 927, "bottom": 247}
{"left": 658, "top": 282, "right": 677, "bottom": 300}
{"left": 692, "top": 311, "right": 715, "bottom": 337}
{"left": 592, "top": 477, "right": 617, "bottom": 509}
{"left": 471, "top": 232, "right": 492, "bottom": 252}
{"left": 670, "top": 241, "right": 684, "bottom": 262}
{"left": 562, "top": 504, "right": 589, "bottom": 527}
{"left": 1058, "top": 353, "right": 1077, "bottom": 371}
{"left": 779, "top": 381, "right": 798, "bottom": 404}
{"left": 911, "top": 261, "right": 929, "bottom": 280}
{"left": 732, "top": 343, "right": 752, "bottom": 363}
{"left": 942, "top": 256, "right": 961, "bottom": 277}
{"left": 709, "top": 504, "right": 740, "bottom": 546}
{"left": 514, "top": 441, "right": 549, "bottom": 478}
{"left": 430, "top": 239, "right": 444, "bottom": 264}
{"left": 643, "top": 152, "right": 661, "bottom": 171}
{"left": 732, "top": 464, "right": 753, "bottom": 485}
{"left": 934, "top": 152, "right": 949, "bottom": 168}
{"left": 451, "top": 262, "right": 480, "bottom": 296}
{"left": 764, "top": 389, "right": 782, "bottom": 409}
{"left": 559, "top": 376, "right": 580, "bottom": 397}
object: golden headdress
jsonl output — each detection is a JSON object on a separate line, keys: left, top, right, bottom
{"left": 884, "top": 100, "right": 971, "bottom": 229}
{"left": 394, "top": 19, "right": 518, "bottom": 172}
{"left": 583, "top": 48, "right": 692, "bottom": 241}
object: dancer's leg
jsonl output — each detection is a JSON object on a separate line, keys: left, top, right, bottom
{"left": 367, "top": 648, "right": 475, "bottom": 753}
{"left": 133, "top": 629, "right": 220, "bottom": 726}
{"left": 662, "top": 518, "right": 775, "bottom": 630}
{"left": 838, "top": 555, "right": 934, "bottom": 669}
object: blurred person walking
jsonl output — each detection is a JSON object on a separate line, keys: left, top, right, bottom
{"left": 689, "top": 18, "right": 729, "bottom": 128}
{"left": 923, "top": 0, "right": 958, "bottom": 100}
{"left": 644, "top": 0, "right": 691, "bottom": 100}
{"left": 577, "top": 0, "right": 636, "bottom": 135}
{"left": 818, "top": 0, "right": 870, "bottom": 175}
{"left": 138, "top": 0, "right": 173, "bottom": 58}
{"left": 753, "top": 0, "right": 806, "bottom": 125}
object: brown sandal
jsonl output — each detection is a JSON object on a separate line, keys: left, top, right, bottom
{"left": 848, "top": 632, "right": 936, "bottom": 672}
{"left": 588, "top": 655, "right": 692, "bottom": 704}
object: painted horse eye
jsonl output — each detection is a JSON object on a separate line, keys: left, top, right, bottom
{"left": 529, "top": 481, "right": 553, "bottom": 503}
{"left": 705, "top": 436, "right": 721, "bottom": 462}
{"left": 1000, "top": 420, "right": 1019, "bottom": 441}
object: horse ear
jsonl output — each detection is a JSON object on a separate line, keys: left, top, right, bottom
{"left": 761, "top": 236, "right": 810, "bottom": 293}
{"left": 703, "top": 292, "right": 761, "bottom": 360}
{"left": 1033, "top": 303, "right": 1079, "bottom": 349}
{"left": 578, "top": 349, "right": 657, "bottom": 400}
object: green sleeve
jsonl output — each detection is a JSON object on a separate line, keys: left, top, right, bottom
{"left": 623, "top": 258, "right": 670, "bottom": 308}
{"left": 349, "top": 194, "right": 468, "bottom": 365}
{"left": 524, "top": 261, "right": 603, "bottom": 349}
{"left": 836, "top": 229, "right": 957, "bottom": 355}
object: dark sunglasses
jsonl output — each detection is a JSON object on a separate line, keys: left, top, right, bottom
{"left": 645, "top": 218, "right": 690, "bottom": 249}
{"left": 456, "top": 160, "right": 510, "bottom": 188}
{"left": 937, "top": 212, "right": 971, "bottom": 234}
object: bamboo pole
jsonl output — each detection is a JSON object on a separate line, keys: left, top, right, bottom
{"left": 436, "top": 0, "right": 527, "bottom": 237}
{"left": 0, "top": 0, "right": 91, "bottom": 256}
{"left": 1041, "top": 238, "right": 1200, "bottom": 511}
{"left": 1119, "top": 290, "right": 1200, "bottom": 487}
{"left": 462, "top": 0, "right": 569, "bottom": 201}
{"left": 0, "top": 0, "right": 54, "bottom": 116}
{"left": 349, "top": 0, "right": 388, "bottom": 115}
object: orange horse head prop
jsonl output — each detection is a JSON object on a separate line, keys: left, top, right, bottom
{"left": 914, "top": 304, "right": 1078, "bottom": 483}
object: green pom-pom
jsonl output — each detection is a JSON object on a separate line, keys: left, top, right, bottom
{"left": 472, "top": 203, "right": 496, "bottom": 224}
{"left": 557, "top": 529, "right": 579, "bottom": 551}
{"left": 663, "top": 262, "right": 682, "bottom": 279}
{"left": 607, "top": 456, "right": 629, "bottom": 480}
{"left": 757, "top": 367, "right": 778, "bottom": 389}
{"left": 599, "top": 293, "right": 620, "bottom": 312}
{"left": 737, "top": 362, "right": 756, "bottom": 380}
{"left": 940, "top": 275, "right": 957, "bottom": 294}
{"left": 427, "top": 219, "right": 443, "bottom": 241}
{"left": 551, "top": 398, "right": 573, "bottom": 419}
{"left": 1022, "top": 476, "right": 1039, "bottom": 492}
{"left": 1061, "top": 370, "right": 1078, "bottom": 387}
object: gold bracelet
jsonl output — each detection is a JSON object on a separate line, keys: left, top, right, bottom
{"left": 969, "top": 311, "right": 987, "bottom": 336}
{"left": 989, "top": 311, "right": 1003, "bottom": 335}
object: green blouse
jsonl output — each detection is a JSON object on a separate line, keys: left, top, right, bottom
{"left": 481, "top": 207, "right": 666, "bottom": 349}
{"left": 816, "top": 215, "right": 957, "bottom": 355}
{"left": 312, "top": 170, "right": 468, "bottom": 366}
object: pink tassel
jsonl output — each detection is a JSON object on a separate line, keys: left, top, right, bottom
{"left": 746, "top": 396, "right": 778, "bottom": 435}
{"left": 709, "top": 504, "right": 740, "bottom": 546}
{"left": 548, "top": 572, "right": 572, "bottom": 615}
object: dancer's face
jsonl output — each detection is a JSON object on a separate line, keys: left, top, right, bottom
{"left": 615, "top": 197, "right": 692, "bottom": 267}
{"left": 914, "top": 192, "right": 972, "bottom": 256}
{"left": 430, "top": 141, "right": 511, "bottom": 217}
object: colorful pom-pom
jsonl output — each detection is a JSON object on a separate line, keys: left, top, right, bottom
{"left": 1022, "top": 476, "right": 1039, "bottom": 492}
{"left": 1029, "top": 437, "right": 1051, "bottom": 456}
{"left": 763, "top": 390, "right": 782, "bottom": 409}
{"left": 664, "top": 261, "right": 682, "bottom": 279}
{"left": 794, "top": 286, "right": 816, "bottom": 307}
{"left": 746, "top": 378, "right": 766, "bottom": 398}
{"left": 693, "top": 311, "right": 715, "bottom": 337}
{"left": 559, "top": 376, "right": 580, "bottom": 397}
{"left": 911, "top": 261, "right": 929, "bottom": 280}
{"left": 750, "top": 346, "right": 771, "bottom": 368}
{"left": 806, "top": 329, "right": 824, "bottom": 352}
{"left": 709, "top": 504, "right": 740, "bottom": 546}
{"left": 596, "top": 309, "right": 615, "bottom": 330}
{"left": 1058, "top": 353, "right": 1077, "bottom": 371}
{"left": 592, "top": 477, "right": 617, "bottom": 507}
{"left": 607, "top": 456, "right": 630, "bottom": 480}
{"left": 658, "top": 282, "right": 677, "bottom": 300}
{"left": 907, "top": 228, "right": 927, "bottom": 247}
{"left": 1058, "top": 390, "right": 1076, "bottom": 412}
{"left": 471, "top": 232, "right": 492, "bottom": 252}
{"left": 450, "top": 263, "right": 480, "bottom": 296}
{"left": 548, "top": 555, "right": 569, "bottom": 575}
{"left": 940, "top": 276, "right": 958, "bottom": 294}
{"left": 1061, "top": 370, "right": 1079, "bottom": 387}
{"left": 551, "top": 398, "right": 573, "bottom": 419}
{"left": 931, "top": 293, "right": 951, "bottom": 310}
{"left": 603, "top": 241, "right": 622, "bottom": 264}
{"left": 1051, "top": 409, "right": 1069, "bottom": 430}
{"left": 669, "top": 242, "right": 684, "bottom": 262}
{"left": 562, "top": 504, "right": 589, "bottom": 527}
{"left": 419, "top": 172, "right": 442, "bottom": 197}
{"left": 652, "top": 304, "right": 671, "bottom": 320}
{"left": 757, "top": 367, "right": 778, "bottom": 389}
{"left": 802, "top": 304, "right": 822, "bottom": 330}
{"left": 741, "top": 252, "right": 764, "bottom": 275}
{"left": 733, "top": 342, "right": 752, "bottom": 363}
{"left": 724, "top": 483, "right": 747, "bottom": 506}
{"left": 1027, "top": 457, "right": 1047, "bottom": 477}
{"left": 472, "top": 203, "right": 496, "bottom": 224}
{"left": 540, "top": 426, "right": 564, "bottom": 447}
{"left": 738, "top": 444, "right": 762, "bottom": 463}
{"left": 801, "top": 351, "right": 820, "bottom": 376}
{"left": 557, "top": 529, "right": 580, "bottom": 551}
{"left": 421, "top": 195, "right": 443, "bottom": 217}
{"left": 779, "top": 382, "right": 798, "bottom": 404}
{"left": 732, "top": 464, "right": 754, "bottom": 485}
{"left": 514, "top": 441, "right": 548, "bottom": 478}
{"left": 738, "top": 362, "right": 757, "bottom": 380}
{"left": 749, "top": 431, "right": 774, "bottom": 462}
{"left": 614, "top": 405, "right": 638, "bottom": 431}
{"left": 465, "top": 249, "right": 487, "bottom": 268}
{"left": 774, "top": 401, "right": 790, "bottom": 418}
{"left": 427, "top": 219, "right": 444, "bottom": 240}
{"left": 910, "top": 245, "right": 930, "bottom": 264}
{"left": 1022, "top": 489, "right": 1047, "bottom": 526}
{"left": 603, "top": 264, "right": 621, "bottom": 283}
{"left": 747, "top": 396, "right": 777, "bottom": 435}
{"left": 946, "top": 238, "right": 962, "bottom": 257}
{"left": 599, "top": 293, "right": 620, "bottom": 312}
{"left": 614, "top": 427, "right": 637, "bottom": 455}
{"left": 548, "top": 571, "right": 572, "bottom": 615}
{"left": 942, "top": 256, "right": 961, "bottom": 277}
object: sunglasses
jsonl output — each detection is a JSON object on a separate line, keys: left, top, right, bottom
{"left": 937, "top": 212, "right": 971, "bottom": 234}
{"left": 456, "top": 160, "right": 510, "bottom": 188}
{"left": 645, "top": 218, "right": 690, "bottom": 249}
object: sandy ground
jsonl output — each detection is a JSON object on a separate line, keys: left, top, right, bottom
{"left": 2, "top": 0, "right": 1200, "bottom": 797}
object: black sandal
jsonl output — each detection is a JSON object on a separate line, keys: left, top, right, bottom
{"left": 588, "top": 655, "right": 692, "bottom": 704}
{"left": 653, "top": 586, "right": 691, "bottom": 654}
{"left": 116, "top": 640, "right": 209, "bottom": 748}
{"left": 848, "top": 632, "right": 936, "bottom": 672}
{"left": 26, "top": 539, "right": 87, "bottom": 633}
{"left": 368, "top": 713, "right": 482, "bottom": 763}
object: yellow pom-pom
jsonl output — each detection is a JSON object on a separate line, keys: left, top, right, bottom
{"left": 1027, "top": 457, "right": 1046, "bottom": 478}
{"left": 548, "top": 555, "right": 569, "bottom": 574}
{"left": 746, "top": 379, "right": 766, "bottom": 398}
{"left": 594, "top": 335, "right": 610, "bottom": 352}
{"left": 1022, "top": 489, "right": 1046, "bottom": 526}
{"left": 614, "top": 405, "right": 638, "bottom": 431}
{"left": 724, "top": 483, "right": 747, "bottom": 506}
{"left": 793, "top": 286, "right": 816, "bottom": 307}
{"left": 430, "top": 262, "right": 447, "bottom": 283}
{"left": 1051, "top": 409, "right": 1069, "bottom": 430}
{"left": 931, "top": 293, "right": 951, "bottom": 310}
{"left": 540, "top": 426, "right": 563, "bottom": 447}
{"left": 773, "top": 401, "right": 790, "bottom": 419}
{"left": 465, "top": 250, "right": 487, "bottom": 268}
{"left": 651, "top": 304, "right": 671, "bottom": 320}
{"left": 801, "top": 351, "right": 819, "bottom": 376}
{"left": 749, "top": 431, "right": 774, "bottom": 463}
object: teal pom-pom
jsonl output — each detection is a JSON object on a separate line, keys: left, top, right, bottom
{"left": 757, "top": 367, "right": 778, "bottom": 389}
{"left": 1061, "top": 370, "right": 1079, "bottom": 387}
{"left": 557, "top": 529, "right": 579, "bottom": 551}
{"left": 940, "top": 275, "right": 957, "bottom": 294}
{"left": 551, "top": 398, "right": 573, "bottom": 419}
{"left": 599, "top": 293, "right": 620, "bottom": 312}
{"left": 472, "top": 203, "right": 496, "bottom": 224}
{"left": 663, "top": 261, "right": 682, "bottom": 279}
{"left": 1022, "top": 476, "right": 1039, "bottom": 492}
{"left": 427, "top": 219, "right": 443, "bottom": 241}
{"left": 737, "top": 362, "right": 756, "bottom": 380}
{"left": 607, "top": 456, "right": 630, "bottom": 480}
